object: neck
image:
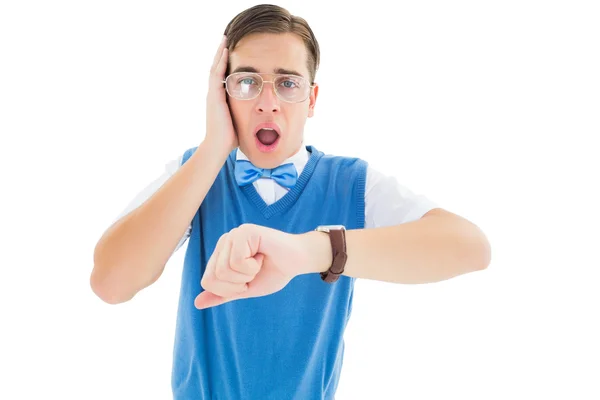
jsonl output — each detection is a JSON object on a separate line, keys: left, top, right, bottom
{"left": 238, "top": 142, "right": 306, "bottom": 169}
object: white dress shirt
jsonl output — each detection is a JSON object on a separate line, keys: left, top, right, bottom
{"left": 117, "top": 144, "right": 439, "bottom": 252}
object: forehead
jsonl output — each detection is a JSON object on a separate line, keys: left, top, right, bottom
{"left": 229, "top": 32, "right": 310, "bottom": 78}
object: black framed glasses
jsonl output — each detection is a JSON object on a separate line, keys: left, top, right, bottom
{"left": 222, "top": 72, "right": 315, "bottom": 103}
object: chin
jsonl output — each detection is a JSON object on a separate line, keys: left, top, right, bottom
{"left": 253, "top": 153, "right": 286, "bottom": 169}
{"left": 239, "top": 136, "right": 283, "bottom": 168}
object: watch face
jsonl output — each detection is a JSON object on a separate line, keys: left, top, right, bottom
{"left": 316, "top": 225, "right": 346, "bottom": 232}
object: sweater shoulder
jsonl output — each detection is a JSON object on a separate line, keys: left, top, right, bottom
{"left": 317, "top": 152, "right": 368, "bottom": 175}
{"left": 181, "top": 146, "right": 199, "bottom": 165}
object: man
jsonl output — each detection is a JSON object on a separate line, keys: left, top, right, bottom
{"left": 91, "top": 4, "right": 491, "bottom": 399}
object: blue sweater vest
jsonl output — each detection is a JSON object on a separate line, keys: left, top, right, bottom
{"left": 171, "top": 145, "right": 367, "bottom": 399}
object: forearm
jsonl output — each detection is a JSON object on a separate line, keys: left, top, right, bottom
{"left": 91, "top": 140, "right": 229, "bottom": 303}
{"left": 303, "top": 212, "right": 491, "bottom": 284}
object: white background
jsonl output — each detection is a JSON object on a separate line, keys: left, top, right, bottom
{"left": 1, "top": 0, "right": 599, "bottom": 399}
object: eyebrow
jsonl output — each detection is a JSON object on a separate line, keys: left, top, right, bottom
{"left": 231, "top": 66, "right": 305, "bottom": 78}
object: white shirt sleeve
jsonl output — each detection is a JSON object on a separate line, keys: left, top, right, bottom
{"left": 364, "top": 165, "right": 439, "bottom": 229}
{"left": 115, "top": 155, "right": 191, "bottom": 253}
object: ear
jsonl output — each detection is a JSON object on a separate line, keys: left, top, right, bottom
{"left": 307, "top": 83, "right": 319, "bottom": 118}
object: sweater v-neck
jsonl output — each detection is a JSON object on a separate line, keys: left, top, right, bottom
{"left": 229, "top": 145, "right": 322, "bottom": 219}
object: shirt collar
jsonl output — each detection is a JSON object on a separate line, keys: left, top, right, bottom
{"left": 236, "top": 142, "right": 310, "bottom": 177}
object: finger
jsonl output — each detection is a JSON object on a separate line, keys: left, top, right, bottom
{"left": 202, "top": 234, "right": 225, "bottom": 277}
{"left": 196, "top": 253, "right": 264, "bottom": 309}
{"left": 230, "top": 250, "right": 261, "bottom": 277}
{"left": 213, "top": 232, "right": 228, "bottom": 253}
{"left": 244, "top": 253, "right": 265, "bottom": 292}
{"left": 195, "top": 291, "right": 226, "bottom": 309}
{"left": 229, "top": 229, "right": 262, "bottom": 276}
{"left": 254, "top": 253, "right": 265, "bottom": 267}
{"left": 215, "top": 238, "right": 253, "bottom": 284}
{"left": 211, "top": 35, "right": 227, "bottom": 72}
{"left": 195, "top": 288, "right": 248, "bottom": 310}
{"left": 201, "top": 251, "right": 248, "bottom": 297}
{"left": 201, "top": 279, "right": 247, "bottom": 299}
{"left": 215, "top": 237, "right": 232, "bottom": 279}
{"left": 209, "top": 47, "right": 228, "bottom": 91}
{"left": 203, "top": 249, "right": 217, "bottom": 278}
{"left": 214, "top": 45, "right": 228, "bottom": 79}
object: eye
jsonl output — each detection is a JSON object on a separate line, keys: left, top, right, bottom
{"left": 240, "top": 78, "right": 256, "bottom": 85}
{"left": 280, "top": 79, "right": 298, "bottom": 89}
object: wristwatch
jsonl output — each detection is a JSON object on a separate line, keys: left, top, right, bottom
{"left": 314, "top": 225, "right": 348, "bottom": 283}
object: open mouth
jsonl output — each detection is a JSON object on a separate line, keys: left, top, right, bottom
{"left": 256, "top": 128, "right": 279, "bottom": 146}
{"left": 254, "top": 123, "right": 281, "bottom": 152}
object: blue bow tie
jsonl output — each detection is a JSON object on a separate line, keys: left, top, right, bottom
{"left": 235, "top": 160, "right": 298, "bottom": 188}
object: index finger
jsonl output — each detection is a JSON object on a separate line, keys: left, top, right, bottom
{"left": 230, "top": 234, "right": 261, "bottom": 276}
{"left": 211, "top": 35, "right": 227, "bottom": 72}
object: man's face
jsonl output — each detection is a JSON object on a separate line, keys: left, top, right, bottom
{"left": 227, "top": 32, "right": 319, "bottom": 169}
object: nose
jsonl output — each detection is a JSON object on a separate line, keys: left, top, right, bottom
{"left": 255, "top": 81, "right": 280, "bottom": 113}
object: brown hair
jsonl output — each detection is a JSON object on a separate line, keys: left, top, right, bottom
{"left": 223, "top": 4, "right": 320, "bottom": 84}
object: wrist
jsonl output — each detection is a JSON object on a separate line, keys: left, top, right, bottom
{"left": 299, "top": 231, "right": 332, "bottom": 275}
{"left": 200, "top": 137, "right": 235, "bottom": 162}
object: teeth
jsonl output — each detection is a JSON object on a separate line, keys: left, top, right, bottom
{"left": 262, "top": 128, "right": 274, "bottom": 130}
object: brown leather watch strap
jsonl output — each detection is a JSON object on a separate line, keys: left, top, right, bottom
{"left": 320, "top": 228, "right": 348, "bottom": 283}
